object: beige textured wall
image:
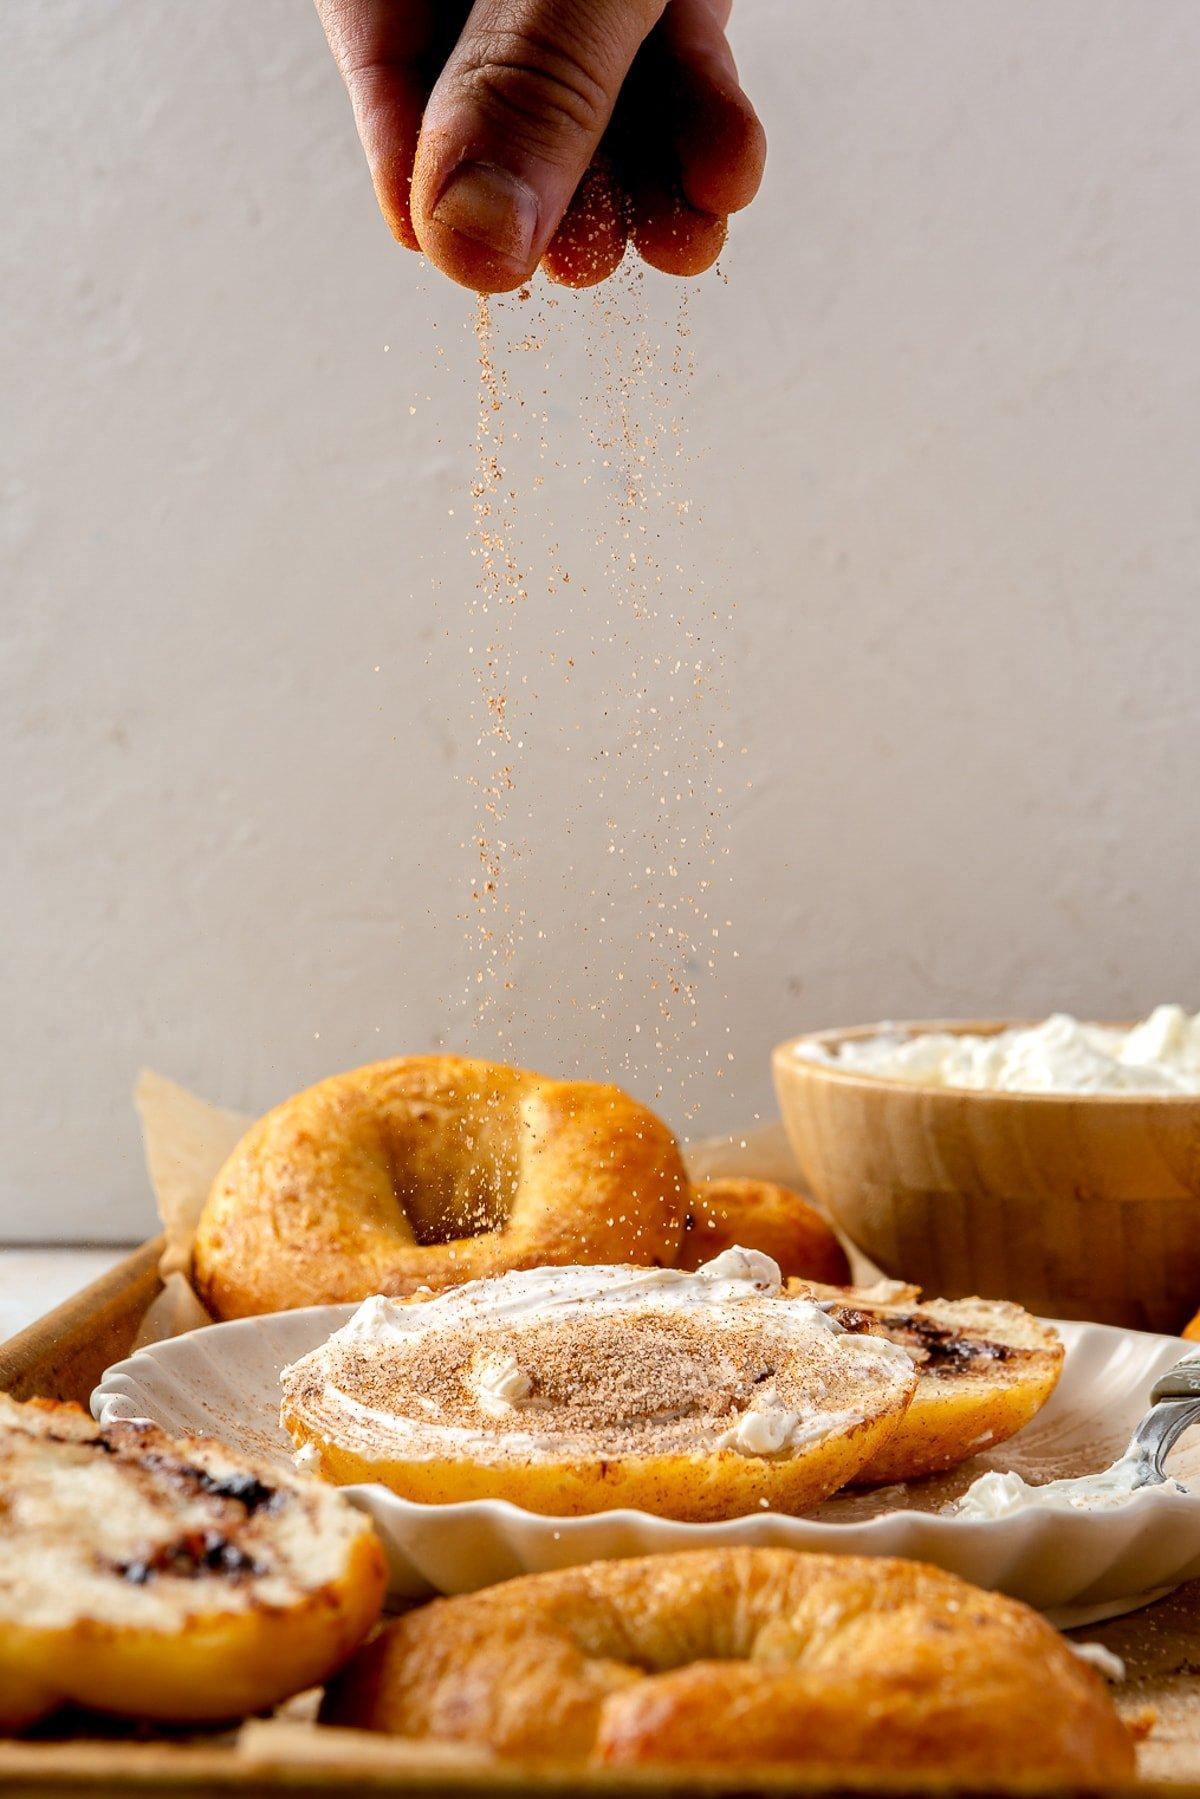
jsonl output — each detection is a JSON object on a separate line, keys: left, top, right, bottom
{"left": 5, "top": 1, "right": 1200, "bottom": 1238}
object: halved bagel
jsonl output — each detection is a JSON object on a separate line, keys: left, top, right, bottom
{"left": 788, "top": 1281, "right": 1064, "bottom": 1484}
{"left": 281, "top": 1250, "right": 918, "bottom": 1519}
{"left": 322, "top": 1547, "right": 1135, "bottom": 1784}
{"left": 0, "top": 1393, "right": 385, "bottom": 1733}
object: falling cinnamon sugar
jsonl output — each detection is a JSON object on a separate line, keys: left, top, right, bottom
{"left": 463, "top": 295, "right": 526, "bottom": 1046}
{"left": 455, "top": 271, "right": 738, "bottom": 1135}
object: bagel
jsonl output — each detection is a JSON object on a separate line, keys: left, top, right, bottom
{"left": 322, "top": 1547, "right": 1135, "bottom": 1783}
{"left": 790, "top": 1281, "right": 1064, "bottom": 1484}
{"left": 0, "top": 1393, "right": 385, "bottom": 1733}
{"left": 280, "top": 1249, "right": 918, "bottom": 1519}
{"left": 193, "top": 1056, "right": 687, "bottom": 1319}
{"left": 679, "top": 1177, "right": 850, "bottom": 1283}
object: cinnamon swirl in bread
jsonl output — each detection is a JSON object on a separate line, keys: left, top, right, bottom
{"left": 789, "top": 1280, "right": 1063, "bottom": 1482}
{"left": 0, "top": 1394, "right": 385, "bottom": 1732}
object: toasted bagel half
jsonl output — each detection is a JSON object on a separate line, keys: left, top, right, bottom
{"left": 281, "top": 1253, "right": 919, "bottom": 1519}
{"left": 788, "top": 1283, "right": 1063, "bottom": 1484}
{"left": 0, "top": 1393, "right": 386, "bottom": 1732}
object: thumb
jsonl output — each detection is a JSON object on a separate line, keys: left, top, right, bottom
{"left": 411, "top": 0, "right": 664, "bottom": 292}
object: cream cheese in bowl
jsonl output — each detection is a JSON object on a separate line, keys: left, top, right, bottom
{"left": 795, "top": 1005, "right": 1200, "bottom": 1095}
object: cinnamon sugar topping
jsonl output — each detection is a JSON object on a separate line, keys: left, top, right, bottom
{"left": 281, "top": 1252, "right": 916, "bottom": 1467}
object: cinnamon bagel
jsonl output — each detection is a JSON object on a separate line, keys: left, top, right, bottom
{"left": 0, "top": 1394, "right": 385, "bottom": 1732}
{"left": 680, "top": 1177, "right": 850, "bottom": 1283}
{"left": 322, "top": 1547, "right": 1135, "bottom": 1783}
{"left": 193, "top": 1056, "right": 687, "bottom": 1319}
{"left": 790, "top": 1282, "right": 1064, "bottom": 1484}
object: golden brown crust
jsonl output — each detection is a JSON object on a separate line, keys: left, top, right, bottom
{"left": 0, "top": 1532, "right": 385, "bottom": 1732}
{"left": 282, "top": 1407, "right": 911, "bottom": 1521}
{"left": 322, "top": 1547, "right": 1135, "bottom": 1783}
{"left": 679, "top": 1178, "right": 850, "bottom": 1283}
{"left": 193, "top": 1056, "right": 688, "bottom": 1318}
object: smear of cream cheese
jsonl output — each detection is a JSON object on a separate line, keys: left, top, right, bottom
{"left": 280, "top": 1249, "right": 914, "bottom": 1467}
{"left": 951, "top": 1451, "right": 1186, "bottom": 1519}
{"left": 328, "top": 1245, "right": 792, "bottom": 1354}
{"left": 1070, "top": 1642, "right": 1127, "bottom": 1682}
{"left": 474, "top": 1353, "right": 534, "bottom": 1415}
{"left": 715, "top": 1394, "right": 864, "bottom": 1458}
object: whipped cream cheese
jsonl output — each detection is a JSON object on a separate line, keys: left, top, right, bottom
{"left": 334, "top": 1247, "right": 786, "bottom": 1351}
{"left": 951, "top": 1452, "right": 1186, "bottom": 1520}
{"left": 715, "top": 1395, "right": 862, "bottom": 1457}
{"left": 280, "top": 1249, "right": 915, "bottom": 1468}
{"left": 474, "top": 1353, "right": 535, "bottom": 1415}
{"left": 797, "top": 1005, "right": 1200, "bottom": 1095}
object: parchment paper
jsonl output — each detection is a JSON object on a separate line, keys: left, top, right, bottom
{"left": 133, "top": 1071, "right": 250, "bottom": 1344}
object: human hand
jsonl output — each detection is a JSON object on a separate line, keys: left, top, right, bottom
{"left": 314, "top": 0, "right": 765, "bottom": 292}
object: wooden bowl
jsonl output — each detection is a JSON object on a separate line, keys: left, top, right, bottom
{"left": 772, "top": 1021, "right": 1200, "bottom": 1333}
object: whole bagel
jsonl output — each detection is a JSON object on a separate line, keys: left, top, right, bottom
{"left": 322, "top": 1547, "right": 1135, "bottom": 1783}
{"left": 678, "top": 1177, "right": 850, "bottom": 1283}
{"left": 192, "top": 1056, "right": 687, "bottom": 1319}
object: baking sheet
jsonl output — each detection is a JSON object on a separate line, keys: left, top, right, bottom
{"left": 0, "top": 1079, "right": 1194, "bottom": 1788}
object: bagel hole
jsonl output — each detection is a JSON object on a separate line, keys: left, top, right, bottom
{"left": 381, "top": 1117, "right": 521, "bottom": 1244}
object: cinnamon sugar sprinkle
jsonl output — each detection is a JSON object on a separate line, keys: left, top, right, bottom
{"left": 445, "top": 273, "right": 737, "bottom": 1135}
{"left": 283, "top": 1273, "right": 916, "bottom": 1466}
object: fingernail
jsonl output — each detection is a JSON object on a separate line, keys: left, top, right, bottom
{"left": 432, "top": 162, "right": 540, "bottom": 265}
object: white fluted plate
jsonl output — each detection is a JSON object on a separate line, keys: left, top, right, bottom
{"left": 93, "top": 1308, "right": 1200, "bottom": 1625}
